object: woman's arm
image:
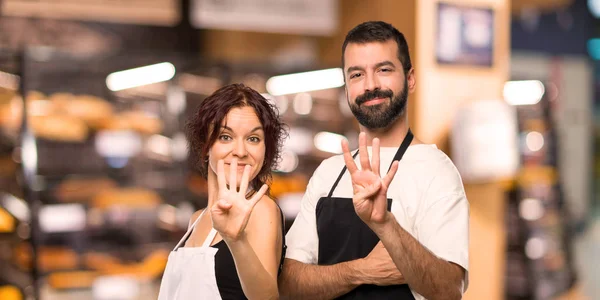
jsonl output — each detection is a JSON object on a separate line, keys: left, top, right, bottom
{"left": 224, "top": 196, "right": 282, "bottom": 300}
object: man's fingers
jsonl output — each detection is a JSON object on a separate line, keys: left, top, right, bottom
{"left": 354, "top": 181, "right": 381, "bottom": 200}
{"left": 372, "top": 137, "right": 381, "bottom": 177}
{"left": 382, "top": 161, "right": 399, "bottom": 187}
{"left": 342, "top": 138, "right": 359, "bottom": 174}
{"left": 358, "top": 132, "right": 371, "bottom": 171}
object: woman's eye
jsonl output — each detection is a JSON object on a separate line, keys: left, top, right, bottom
{"left": 248, "top": 136, "right": 261, "bottom": 143}
{"left": 219, "top": 135, "right": 232, "bottom": 141}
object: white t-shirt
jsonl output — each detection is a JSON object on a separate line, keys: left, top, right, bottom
{"left": 285, "top": 144, "right": 470, "bottom": 300}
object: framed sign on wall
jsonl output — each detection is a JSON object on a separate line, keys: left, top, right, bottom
{"left": 436, "top": 2, "right": 495, "bottom": 67}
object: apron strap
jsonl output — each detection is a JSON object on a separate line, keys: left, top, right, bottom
{"left": 173, "top": 209, "right": 207, "bottom": 251}
{"left": 388, "top": 129, "right": 413, "bottom": 172}
{"left": 277, "top": 203, "right": 287, "bottom": 277}
{"left": 202, "top": 228, "right": 218, "bottom": 248}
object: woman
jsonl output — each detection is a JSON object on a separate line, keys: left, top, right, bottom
{"left": 158, "top": 83, "right": 288, "bottom": 300}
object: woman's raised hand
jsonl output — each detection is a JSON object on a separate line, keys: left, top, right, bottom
{"left": 210, "top": 158, "right": 268, "bottom": 242}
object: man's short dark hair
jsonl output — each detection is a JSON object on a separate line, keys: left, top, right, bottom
{"left": 342, "top": 21, "right": 412, "bottom": 74}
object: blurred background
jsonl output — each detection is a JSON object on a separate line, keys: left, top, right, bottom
{"left": 0, "top": 0, "right": 598, "bottom": 299}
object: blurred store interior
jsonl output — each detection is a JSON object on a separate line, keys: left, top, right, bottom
{"left": 0, "top": 0, "right": 599, "bottom": 299}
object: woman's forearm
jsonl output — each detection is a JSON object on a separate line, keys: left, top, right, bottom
{"left": 225, "top": 235, "right": 279, "bottom": 300}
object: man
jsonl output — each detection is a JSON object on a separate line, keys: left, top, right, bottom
{"left": 279, "top": 21, "right": 469, "bottom": 300}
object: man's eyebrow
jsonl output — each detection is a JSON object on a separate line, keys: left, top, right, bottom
{"left": 374, "top": 61, "right": 396, "bottom": 69}
{"left": 346, "top": 61, "right": 396, "bottom": 74}
{"left": 346, "top": 65, "right": 364, "bottom": 74}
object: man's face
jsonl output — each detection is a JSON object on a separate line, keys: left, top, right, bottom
{"left": 343, "top": 40, "right": 414, "bottom": 129}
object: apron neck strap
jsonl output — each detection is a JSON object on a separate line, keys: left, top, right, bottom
{"left": 173, "top": 209, "right": 207, "bottom": 251}
{"left": 388, "top": 129, "right": 413, "bottom": 172}
{"left": 201, "top": 228, "right": 218, "bottom": 248}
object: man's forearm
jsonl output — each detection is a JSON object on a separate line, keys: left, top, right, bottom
{"left": 373, "top": 218, "right": 464, "bottom": 300}
{"left": 279, "top": 259, "right": 361, "bottom": 300}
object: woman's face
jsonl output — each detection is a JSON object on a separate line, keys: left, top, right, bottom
{"left": 208, "top": 106, "right": 266, "bottom": 188}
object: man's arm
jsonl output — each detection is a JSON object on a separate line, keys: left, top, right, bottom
{"left": 341, "top": 135, "right": 468, "bottom": 300}
{"left": 279, "top": 246, "right": 405, "bottom": 300}
{"left": 281, "top": 154, "right": 406, "bottom": 299}
{"left": 278, "top": 258, "right": 361, "bottom": 300}
{"left": 279, "top": 158, "right": 361, "bottom": 299}
{"left": 373, "top": 217, "right": 465, "bottom": 300}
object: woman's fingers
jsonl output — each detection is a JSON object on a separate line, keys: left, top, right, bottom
{"left": 239, "top": 164, "right": 251, "bottom": 195}
{"left": 216, "top": 199, "right": 232, "bottom": 210}
{"left": 229, "top": 158, "right": 238, "bottom": 191}
{"left": 216, "top": 160, "right": 227, "bottom": 192}
{"left": 248, "top": 184, "right": 268, "bottom": 210}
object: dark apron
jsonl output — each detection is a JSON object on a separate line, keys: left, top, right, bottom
{"left": 316, "top": 130, "right": 415, "bottom": 300}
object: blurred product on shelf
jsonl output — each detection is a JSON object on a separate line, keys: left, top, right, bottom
{"left": 83, "top": 249, "right": 168, "bottom": 280}
{"left": 91, "top": 188, "right": 162, "bottom": 210}
{"left": 0, "top": 207, "right": 16, "bottom": 232}
{"left": 0, "top": 285, "right": 23, "bottom": 300}
{"left": 42, "top": 249, "right": 169, "bottom": 290}
{"left": 28, "top": 115, "right": 89, "bottom": 142}
{"left": 47, "top": 271, "right": 99, "bottom": 290}
{"left": 52, "top": 94, "right": 114, "bottom": 128}
{"left": 37, "top": 247, "right": 79, "bottom": 273}
{"left": 0, "top": 157, "right": 17, "bottom": 178}
{"left": 96, "top": 111, "right": 163, "bottom": 135}
{"left": 54, "top": 177, "right": 118, "bottom": 203}
{"left": 0, "top": 91, "right": 21, "bottom": 136}
{"left": 12, "top": 244, "right": 90, "bottom": 274}
{"left": 118, "top": 111, "right": 163, "bottom": 135}
{"left": 516, "top": 165, "right": 557, "bottom": 188}
{"left": 18, "top": 90, "right": 166, "bottom": 143}
{"left": 186, "top": 173, "right": 209, "bottom": 197}
{"left": 13, "top": 243, "right": 32, "bottom": 272}
{"left": 1, "top": 199, "right": 33, "bottom": 299}
{"left": 269, "top": 174, "right": 308, "bottom": 199}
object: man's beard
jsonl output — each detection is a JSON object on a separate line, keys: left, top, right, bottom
{"left": 349, "top": 79, "right": 408, "bottom": 129}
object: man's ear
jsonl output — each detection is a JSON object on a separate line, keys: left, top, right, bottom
{"left": 407, "top": 68, "right": 416, "bottom": 93}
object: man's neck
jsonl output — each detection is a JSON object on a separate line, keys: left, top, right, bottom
{"left": 360, "top": 115, "right": 412, "bottom": 147}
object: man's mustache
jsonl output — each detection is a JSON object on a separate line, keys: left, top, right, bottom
{"left": 355, "top": 89, "right": 394, "bottom": 106}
